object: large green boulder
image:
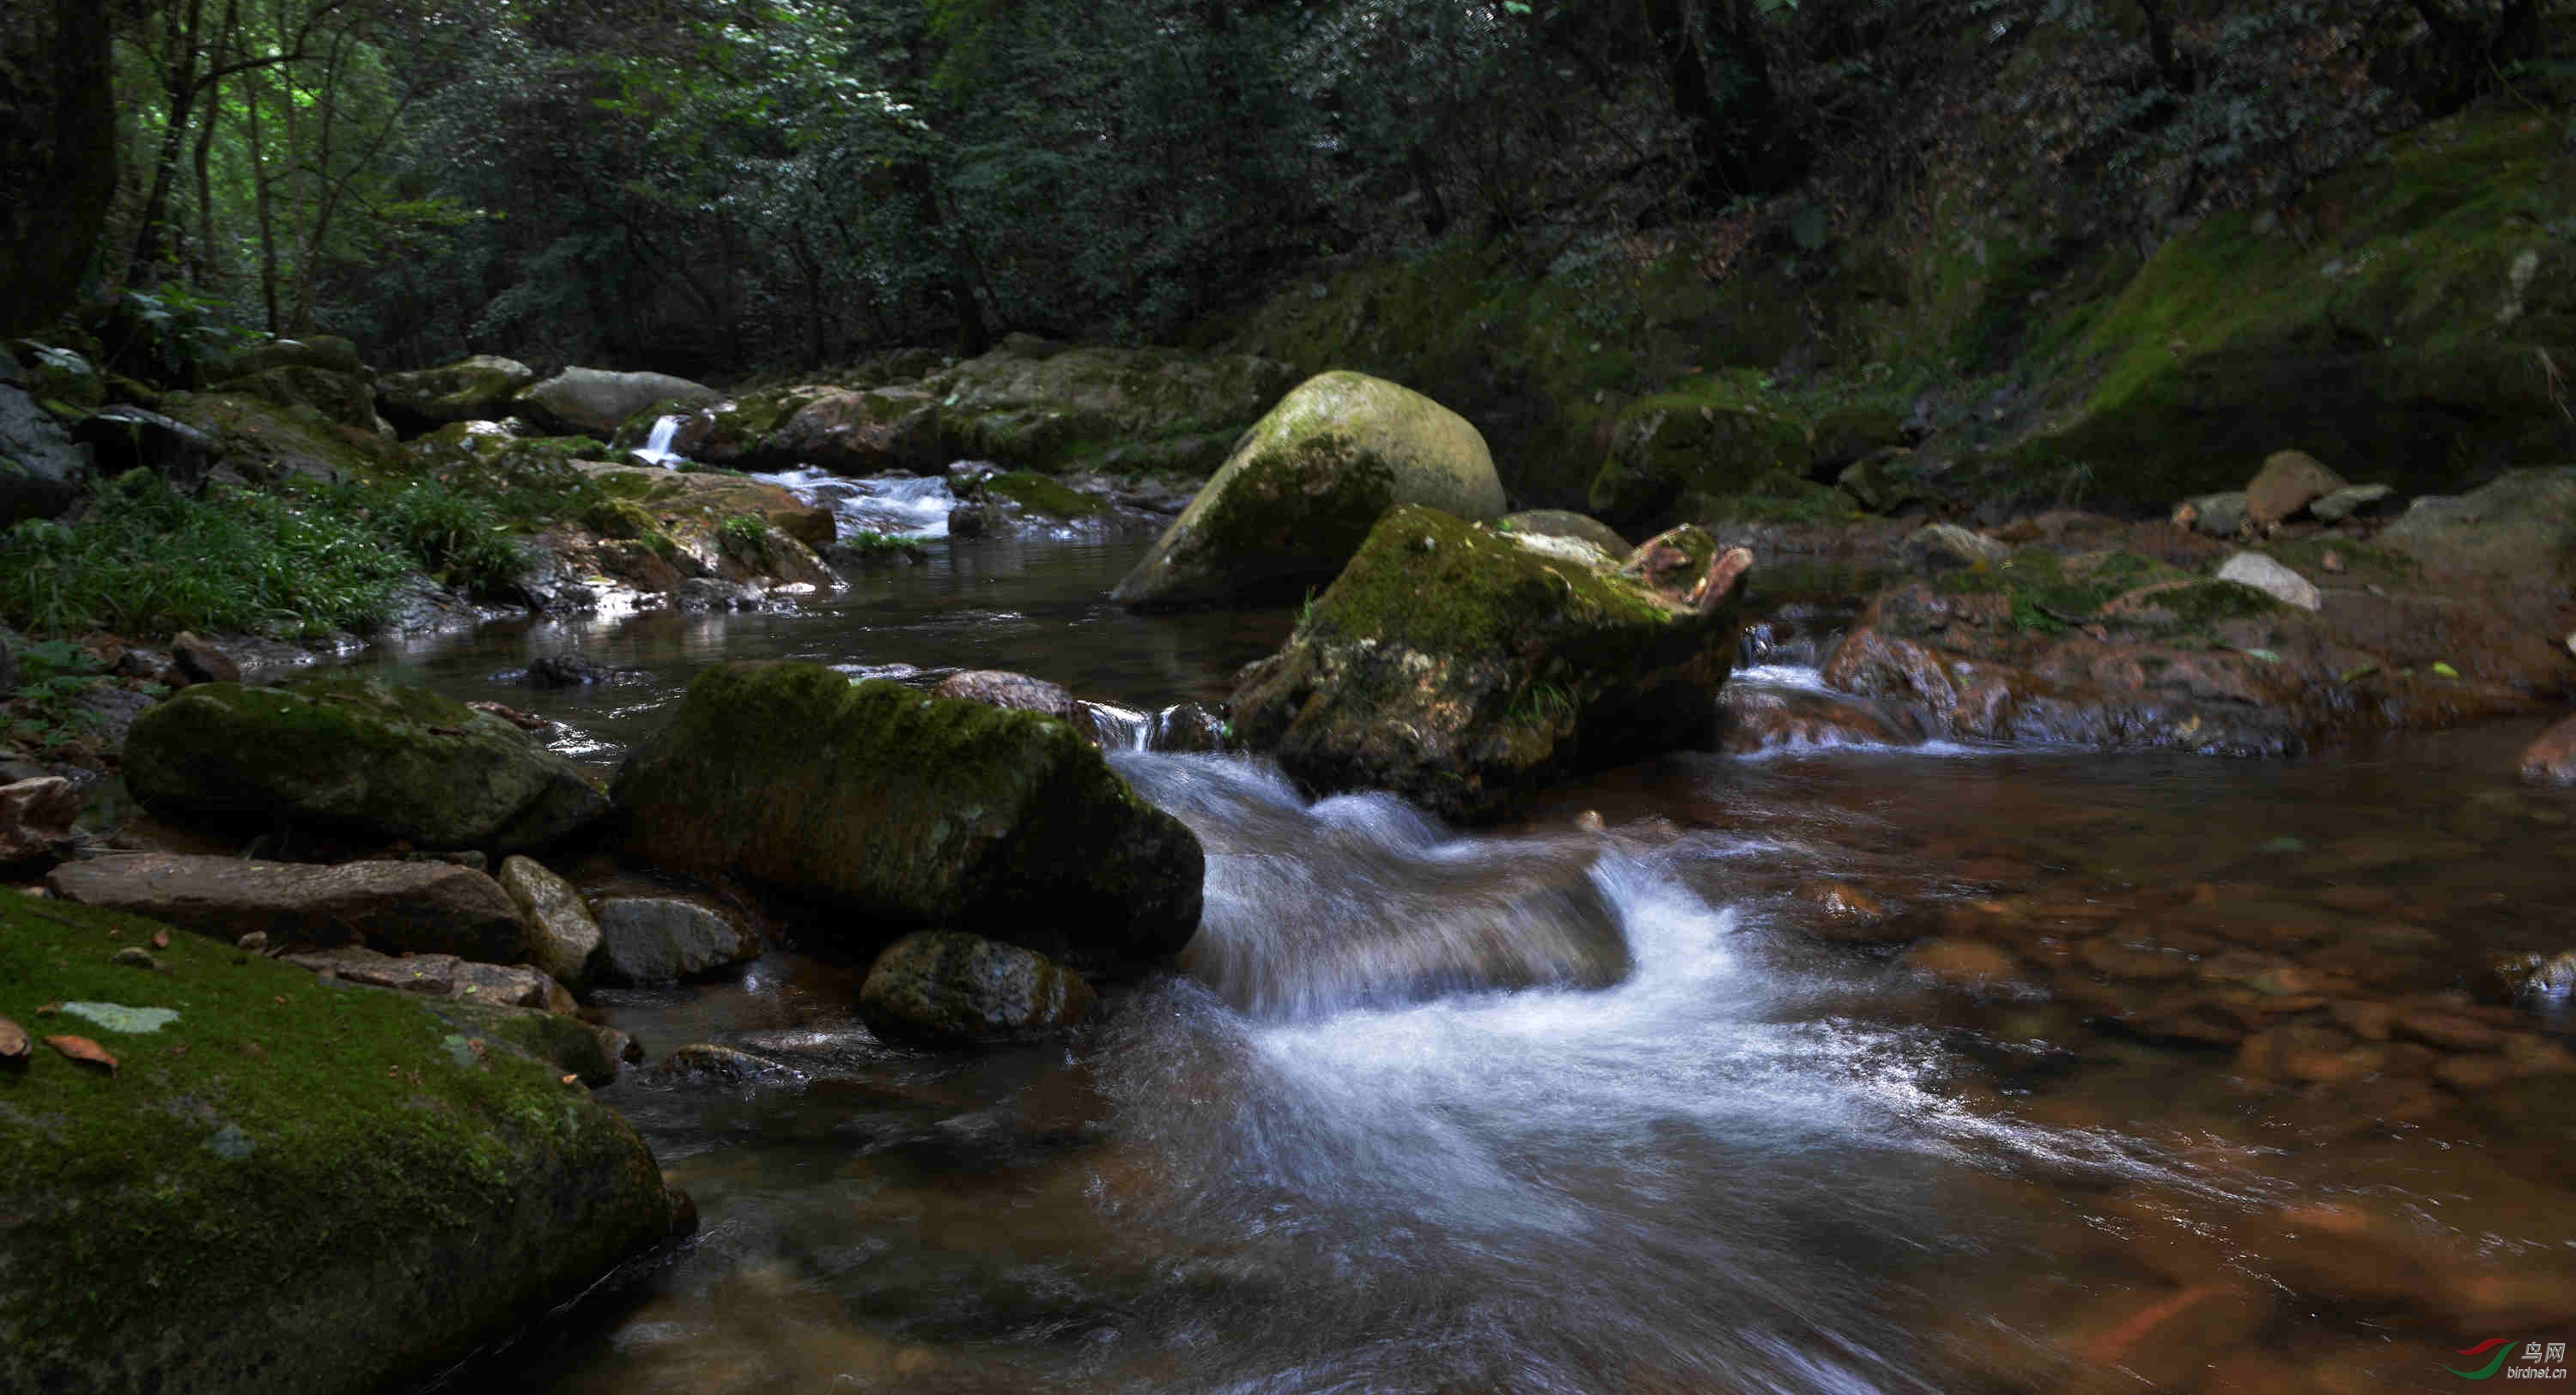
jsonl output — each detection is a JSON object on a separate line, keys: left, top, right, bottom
{"left": 0, "top": 895, "right": 681, "bottom": 1394}
{"left": 1230, "top": 506, "right": 1752, "bottom": 822}
{"left": 612, "top": 661, "right": 1203, "bottom": 973}
{"left": 1586, "top": 387, "right": 1812, "bottom": 529}
{"left": 1, "top": 360, "right": 88, "bottom": 523}
{"left": 516, "top": 367, "right": 720, "bottom": 439}
{"left": 376, "top": 355, "right": 538, "bottom": 432}
{"left": 159, "top": 387, "right": 416, "bottom": 485}
{"left": 2378, "top": 466, "right": 2576, "bottom": 591}
{"left": 123, "top": 675, "right": 610, "bottom": 852}
{"left": 1111, "top": 370, "right": 1506, "bottom": 610}
{"left": 759, "top": 385, "right": 946, "bottom": 474}
{"left": 210, "top": 363, "right": 379, "bottom": 431}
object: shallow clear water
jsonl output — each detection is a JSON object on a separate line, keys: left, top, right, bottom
{"left": 373, "top": 525, "right": 2576, "bottom": 1395}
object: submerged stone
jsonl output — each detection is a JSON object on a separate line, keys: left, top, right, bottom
{"left": 857, "top": 930, "right": 1097, "bottom": 1047}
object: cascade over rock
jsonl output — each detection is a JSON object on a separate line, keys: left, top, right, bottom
{"left": 1113, "top": 370, "right": 1505, "bottom": 610}
{"left": 611, "top": 661, "right": 1202, "bottom": 972}
{"left": 123, "top": 675, "right": 610, "bottom": 852}
{"left": 1230, "top": 505, "right": 1752, "bottom": 822}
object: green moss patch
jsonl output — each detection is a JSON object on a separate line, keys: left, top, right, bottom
{"left": 985, "top": 470, "right": 1109, "bottom": 519}
{"left": 0, "top": 895, "right": 670, "bottom": 1394}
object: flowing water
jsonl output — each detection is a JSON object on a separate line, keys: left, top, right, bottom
{"left": 356, "top": 492, "right": 2576, "bottom": 1395}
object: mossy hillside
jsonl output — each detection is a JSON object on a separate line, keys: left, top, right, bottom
{"left": 925, "top": 344, "right": 1301, "bottom": 475}
{"left": 611, "top": 662, "right": 1203, "bottom": 971}
{"left": 985, "top": 469, "right": 1109, "bottom": 519}
{"left": 1991, "top": 107, "right": 2576, "bottom": 508}
{"left": 124, "top": 674, "right": 608, "bottom": 852}
{"left": 0, "top": 895, "right": 672, "bottom": 1395}
{"left": 1234, "top": 505, "right": 1736, "bottom": 822}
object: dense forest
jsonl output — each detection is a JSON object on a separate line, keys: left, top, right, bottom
{"left": 12, "top": 0, "right": 2561, "bottom": 379}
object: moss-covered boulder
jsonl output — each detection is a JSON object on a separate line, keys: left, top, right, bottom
{"left": 1587, "top": 380, "right": 1813, "bottom": 530}
{"left": 1229, "top": 506, "right": 1751, "bottom": 822}
{"left": 123, "top": 675, "right": 610, "bottom": 852}
{"left": 2378, "top": 466, "right": 2576, "bottom": 591}
{"left": 857, "top": 930, "right": 1097, "bottom": 1047}
{"left": 611, "top": 661, "right": 1202, "bottom": 973}
{"left": 159, "top": 387, "right": 416, "bottom": 485}
{"left": 516, "top": 367, "right": 719, "bottom": 439}
{"left": 376, "top": 355, "right": 538, "bottom": 432}
{"left": 1111, "top": 371, "right": 1505, "bottom": 610}
{"left": 0, "top": 894, "right": 679, "bottom": 1394}
{"left": 925, "top": 342, "right": 1301, "bottom": 475}
{"left": 0, "top": 372, "right": 88, "bottom": 524}
{"left": 1500, "top": 508, "right": 1629, "bottom": 557}
{"left": 210, "top": 364, "right": 380, "bottom": 432}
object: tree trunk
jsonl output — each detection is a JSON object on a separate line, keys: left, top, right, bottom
{"left": 125, "top": 0, "right": 210, "bottom": 288}
{"left": 0, "top": 0, "right": 118, "bottom": 332}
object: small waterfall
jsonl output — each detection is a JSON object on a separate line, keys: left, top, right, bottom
{"left": 632, "top": 415, "right": 687, "bottom": 468}
{"left": 1113, "top": 754, "right": 1631, "bottom": 1019}
{"left": 754, "top": 468, "right": 955, "bottom": 540}
{"left": 1072, "top": 701, "right": 1153, "bottom": 752}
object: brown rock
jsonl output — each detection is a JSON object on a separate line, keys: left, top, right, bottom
{"left": 2244, "top": 449, "right": 2347, "bottom": 527}
{"left": 2075, "top": 937, "right": 2195, "bottom": 981}
{"left": 2325, "top": 998, "right": 2397, "bottom": 1041}
{"left": 2432, "top": 1054, "right": 2514, "bottom": 1093}
{"left": 167, "top": 632, "right": 240, "bottom": 686}
{"left": 2396, "top": 1010, "right": 2507, "bottom": 1052}
{"left": 0, "top": 776, "right": 84, "bottom": 870}
{"left": 2520, "top": 713, "right": 2576, "bottom": 786}
{"left": 283, "top": 945, "right": 577, "bottom": 1014}
{"left": 1903, "top": 938, "right": 2021, "bottom": 987}
{"left": 47, "top": 853, "right": 529, "bottom": 961}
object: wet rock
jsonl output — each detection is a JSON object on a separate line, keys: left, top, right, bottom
{"left": 653, "top": 1042, "right": 794, "bottom": 1083}
{"left": 612, "top": 661, "right": 1203, "bottom": 973}
{"left": 71, "top": 405, "right": 218, "bottom": 493}
{"left": 2520, "top": 713, "right": 2576, "bottom": 785}
{"left": 933, "top": 669, "right": 1075, "bottom": 719}
{"left": 1716, "top": 682, "right": 1927, "bottom": 754}
{"left": 764, "top": 385, "right": 946, "bottom": 474}
{"left": 857, "top": 930, "right": 1097, "bottom": 1047}
{"left": 2309, "top": 482, "right": 2393, "bottom": 524}
{"left": 1148, "top": 702, "right": 1231, "bottom": 753}
{"left": 374, "top": 355, "right": 537, "bottom": 432}
{"left": 525, "top": 653, "right": 616, "bottom": 688}
{"left": 1228, "top": 506, "right": 1748, "bottom": 823}
{"left": 1903, "top": 938, "right": 2021, "bottom": 986}
{"left": 2174, "top": 491, "right": 2251, "bottom": 537}
{"left": 0, "top": 895, "right": 680, "bottom": 1395}
{"left": 284, "top": 945, "right": 576, "bottom": 1014}
{"left": 1896, "top": 522, "right": 2009, "bottom": 573}
{"left": 2393, "top": 1010, "right": 2507, "bottom": 1053}
{"left": 1112, "top": 370, "right": 1505, "bottom": 610}
{"left": 48, "top": 853, "right": 531, "bottom": 961}
{"left": 0, "top": 379, "right": 87, "bottom": 525}
{"left": 123, "top": 674, "right": 609, "bottom": 852}
{"left": 591, "top": 893, "right": 762, "bottom": 985}
{"left": 516, "top": 366, "right": 720, "bottom": 439}
{"left": 0, "top": 776, "right": 83, "bottom": 872}
{"left": 1793, "top": 881, "right": 1911, "bottom": 943}
{"left": 497, "top": 855, "right": 607, "bottom": 991}
{"left": 2214, "top": 552, "right": 2321, "bottom": 610}
{"left": 2477, "top": 949, "right": 2576, "bottom": 1004}
{"left": 2244, "top": 450, "right": 2346, "bottom": 527}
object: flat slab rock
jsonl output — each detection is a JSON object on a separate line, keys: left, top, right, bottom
{"left": 47, "top": 852, "right": 528, "bottom": 961}
{"left": 283, "top": 945, "right": 575, "bottom": 1014}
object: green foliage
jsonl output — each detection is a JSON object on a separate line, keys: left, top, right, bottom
{"left": 3, "top": 640, "right": 116, "bottom": 757}
{"left": 369, "top": 482, "right": 527, "bottom": 594}
{"left": 717, "top": 513, "right": 771, "bottom": 565}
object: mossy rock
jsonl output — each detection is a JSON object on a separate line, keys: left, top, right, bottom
{"left": 159, "top": 389, "right": 417, "bottom": 486}
{"left": 1229, "top": 505, "right": 1744, "bottom": 823}
{"left": 984, "top": 470, "right": 1109, "bottom": 519}
{"left": 1926, "top": 547, "right": 2293, "bottom": 640}
{"left": 1111, "top": 370, "right": 1505, "bottom": 610}
{"left": 514, "top": 367, "right": 718, "bottom": 440}
{"left": 611, "top": 662, "right": 1203, "bottom": 973}
{"left": 210, "top": 364, "right": 379, "bottom": 432}
{"left": 9, "top": 340, "right": 106, "bottom": 411}
{"left": 758, "top": 385, "right": 945, "bottom": 474}
{"left": 123, "top": 674, "right": 610, "bottom": 852}
{"left": 375, "top": 355, "right": 537, "bottom": 432}
{"left": 856, "top": 930, "right": 1097, "bottom": 1047}
{"left": 926, "top": 343, "right": 1301, "bottom": 474}
{"left": 1587, "top": 377, "right": 1812, "bottom": 530}
{"left": 219, "top": 335, "right": 365, "bottom": 379}
{"left": 0, "top": 895, "right": 677, "bottom": 1394}
{"left": 1499, "top": 509, "right": 1629, "bottom": 557}
{"left": 689, "top": 385, "right": 835, "bottom": 464}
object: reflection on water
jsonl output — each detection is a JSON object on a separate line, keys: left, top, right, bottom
{"left": 382, "top": 530, "right": 2576, "bottom": 1395}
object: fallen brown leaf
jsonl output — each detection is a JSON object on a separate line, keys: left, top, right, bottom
{"left": 34, "top": 1002, "right": 58, "bottom": 1016}
{"left": 46, "top": 1035, "right": 118, "bottom": 1075}
{"left": 271, "top": 996, "right": 286, "bottom": 1006}
{"left": 560, "top": 1073, "right": 580, "bottom": 1085}
{"left": 151, "top": 930, "right": 170, "bottom": 950}
{"left": 0, "top": 1018, "right": 28, "bottom": 1067}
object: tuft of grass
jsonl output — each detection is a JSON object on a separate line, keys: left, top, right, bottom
{"left": 717, "top": 513, "right": 771, "bottom": 566}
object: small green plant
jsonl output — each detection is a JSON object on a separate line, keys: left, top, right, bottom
{"left": 1297, "top": 585, "right": 1320, "bottom": 628}
{"left": 373, "top": 482, "right": 526, "bottom": 594}
{"left": 3, "top": 640, "right": 112, "bottom": 758}
{"left": 838, "top": 530, "right": 928, "bottom": 557}
{"left": 1507, "top": 680, "right": 1578, "bottom": 726}
{"left": 718, "top": 513, "right": 772, "bottom": 566}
